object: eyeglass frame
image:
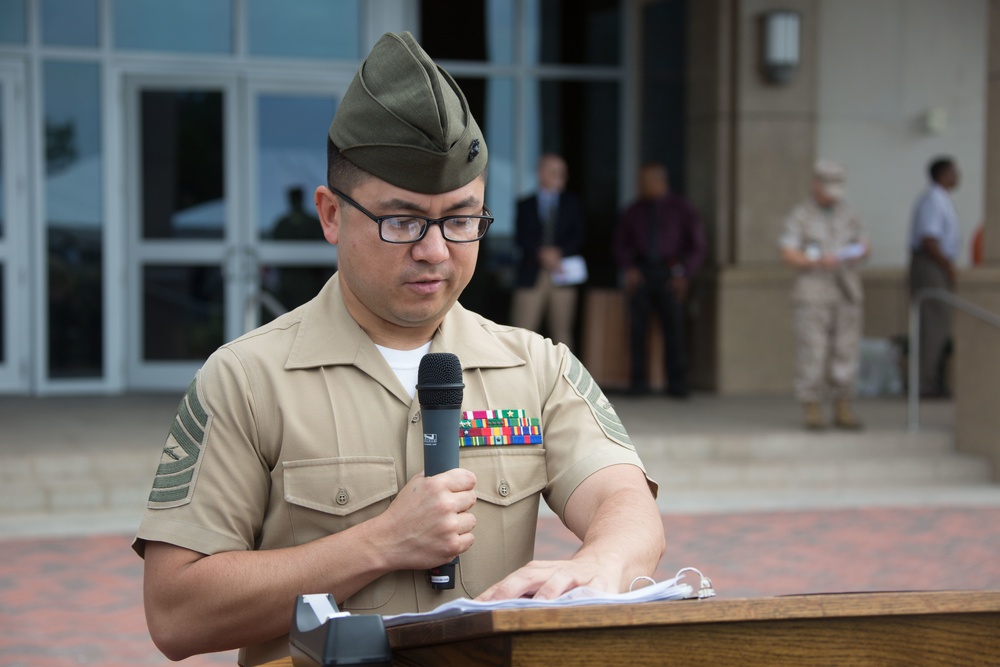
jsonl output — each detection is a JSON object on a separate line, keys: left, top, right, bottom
{"left": 329, "top": 187, "right": 494, "bottom": 244}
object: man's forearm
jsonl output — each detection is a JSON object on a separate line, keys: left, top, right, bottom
{"left": 144, "top": 521, "right": 392, "bottom": 660}
{"left": 145, "top": 468, "right": 478, "bottom": 660}
{"left": 570, "top": 487, "right": 665, "bottom": 591}
{"left": 564, "top": 465, "right": 665, "bottom": 591}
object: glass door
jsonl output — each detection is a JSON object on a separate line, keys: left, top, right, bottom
{"left": 0, "top": 60, "right": 28, "bottom": 393}
{"left": 124, "top": 75, "right": 345, "bottom": 390}
{"left": 245, "top": 82, "right": 341, "bottom": 330}
{"left": 125, "top": 76, "right": 242, "bottom": 389}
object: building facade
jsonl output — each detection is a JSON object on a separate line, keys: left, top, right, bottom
{"left": 0, "top": 0, "right": 996, "bottom": 401}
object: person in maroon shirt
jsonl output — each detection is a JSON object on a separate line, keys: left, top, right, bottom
{"left": 613, "top": 163, "right": 706, "bottom": 397}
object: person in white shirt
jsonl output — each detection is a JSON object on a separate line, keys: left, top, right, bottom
{"left": 909, "top": 157, "right": 960, "bottom": 397}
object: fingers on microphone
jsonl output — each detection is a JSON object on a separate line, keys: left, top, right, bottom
{"left": 443, "top": 467, "right": 477, "bottom": 490}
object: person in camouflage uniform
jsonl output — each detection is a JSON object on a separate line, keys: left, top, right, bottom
{"left": 779, "top": 160, "right": 870, "bottom": 430}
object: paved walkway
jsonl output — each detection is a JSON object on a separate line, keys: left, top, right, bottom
{"left": 3, "top": 508, "right": 1000, "bottom": 666}
{"left": 2, "top": 393, "right": 999, "bottom": 665}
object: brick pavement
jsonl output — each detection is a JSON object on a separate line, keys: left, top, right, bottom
{"left": 3, "top": 507, "right": 1000, "bottom": 666}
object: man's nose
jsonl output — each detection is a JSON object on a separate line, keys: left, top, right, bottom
{"left": 412, "top": 222, "right": 449, "bottom": 262}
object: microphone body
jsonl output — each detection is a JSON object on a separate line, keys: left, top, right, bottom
{"left": 416, "top": 353, "right": 465, "bottom": 590}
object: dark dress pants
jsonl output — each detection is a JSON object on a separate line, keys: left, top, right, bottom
{"left": 628, "top": 267, "right": 687, "bottom": 394}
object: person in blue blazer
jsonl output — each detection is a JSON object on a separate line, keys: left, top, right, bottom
{"left": 512, "top": 154, "right": 586, "bottom": 350}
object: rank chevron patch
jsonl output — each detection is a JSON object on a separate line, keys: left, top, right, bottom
{"left": 564, "top": 354, "right": 634, "bottom": 449}
{"left": 148, "top": 377, "right": 211, "bottom": 508}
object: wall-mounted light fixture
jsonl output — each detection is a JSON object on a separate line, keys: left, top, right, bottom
{"left": 761, "top": 10, "right": 801, "bottom": 85}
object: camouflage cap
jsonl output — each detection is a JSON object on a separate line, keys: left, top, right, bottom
{"left": 329, "top": 32, "right": 488, "bottom": 194}
{"left": 813, "top": 158, "right": 846, "bottom": 201}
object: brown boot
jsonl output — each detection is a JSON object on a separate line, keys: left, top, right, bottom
{"left": 834, "top": 399, "right": 863, "bottom": 430}
{"left": 803, "top": 402, "right": 825, "bottom": 430}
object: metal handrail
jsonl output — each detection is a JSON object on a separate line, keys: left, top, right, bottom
{"left": 908, "top": 287, "right": 1000, "bottom": 432}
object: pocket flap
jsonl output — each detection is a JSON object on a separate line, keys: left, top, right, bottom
{"left": 283, "top": 456, "right": 397, "bottom": 517}
{"left": 461, "top": 448, "right": 547, "bottom": 507}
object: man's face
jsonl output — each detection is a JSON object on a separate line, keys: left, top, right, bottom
{"left": 537, "top": 156, "right": 568, "bottom": 192}
{"left": 639, "top": 167, "right": 668, "bottom": 200}
{"left": 811, "top": 179, "right": 840, "bottom": 208}
{"left": 317, "top": 175, "right": 485, "bottom": 343}
{"left": 941, "top": 165, "right": 960, "bottom": 190}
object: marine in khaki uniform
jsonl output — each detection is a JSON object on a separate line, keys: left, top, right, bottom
{"left": 134, "top": 32, "right": 664, "bottom": 666}
{"left": 779, "top": 160, "right": 870, "bottom": 430}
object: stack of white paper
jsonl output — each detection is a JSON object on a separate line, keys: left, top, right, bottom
{"left": 382, "top": 575, "right": 694, "bottom": 628}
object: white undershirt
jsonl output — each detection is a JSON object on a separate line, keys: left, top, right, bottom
{"left": 375, "top": 341, "right": 432, "bottom": 399}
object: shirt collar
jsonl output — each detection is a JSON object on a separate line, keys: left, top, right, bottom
{"left": 286, "top": 273, "right": 524, "bottom": 374}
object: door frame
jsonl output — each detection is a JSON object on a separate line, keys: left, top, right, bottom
{"left": 0, "top": 59, "right": 30, "bottom": 393}
{"left": 121, "top": 70, "right": 351, "bottom": 391}
{"left": 242, "top": 77, "right": 346, "bottom": 331}
{"left": 123, "top": 72, "right": 244, "bottom": 390}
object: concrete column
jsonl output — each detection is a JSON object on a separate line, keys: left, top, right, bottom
{"left": 955, "top": 1, "right": 1000, "bottom": 480}
{"left": 985, "top": 0, "right": 1000, "bottom": 263}
{"left": 685, "top": 0, "right": 819, "bottom": 392}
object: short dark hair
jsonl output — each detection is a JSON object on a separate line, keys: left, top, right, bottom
{"left": 327, "top": 137, "right": 372, "bottom": 194}
{"left": 928, "top": 157, "right": 955, "bottom": 183}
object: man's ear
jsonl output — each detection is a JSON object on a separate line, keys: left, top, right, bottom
{"left": 315, "top": 186, "right": 341, "bottom": 245}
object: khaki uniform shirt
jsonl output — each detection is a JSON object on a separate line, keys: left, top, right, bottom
{"left": 779, "top": 200, "right": 867, "bottom": 304}
{"left": 134, "top": 274, "right": 654, "bottom": 666}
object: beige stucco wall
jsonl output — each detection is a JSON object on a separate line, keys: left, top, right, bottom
{"left": 954, "top": 269, "right": 1000, "bottom": 476}
{"left": 815, "top": 0, "right": 988, "bottom": 269}
{"left": 687, "top": 0, "right": 992, "bottom": 395}
{"left": 712, "top": 268, "right": 909, "bottom": 394}
{"left": 951, "top": 1, "right": 1000, "bottom": 479}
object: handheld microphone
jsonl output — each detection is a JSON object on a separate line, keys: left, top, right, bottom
{"left": 416, "top": 352, "right": 464, "bottom": 590}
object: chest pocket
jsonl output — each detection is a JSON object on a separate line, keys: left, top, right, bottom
{"left": 282, "top": 456, "right": 398, "bottom": 609}
{"left": 457, "top": 447, "right": 548, "bottom": 598}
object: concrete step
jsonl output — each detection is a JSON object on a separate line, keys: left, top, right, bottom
{"left": 635, "top": 430, "right": 995, "bottom": 491}
{"left": 657, "top": 454, "right": 993, "bottom": 490}
{"left": 0, "top": 430, "right": 995, "bottom": 517}
{"left": 0, "top": 448, "right": 158, "bottom": 516}
{"left": 634, "top": 430, "right": 955, "bottom": 461}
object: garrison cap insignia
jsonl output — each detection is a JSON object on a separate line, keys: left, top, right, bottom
{"left": 564, "top": 354, "right": 634, "bottom": 449}
{"left": 468, "top": 139, "right": 480, "bottom": 163}
{"left": 147, "top": 377, "right": 212, "bottom": 508}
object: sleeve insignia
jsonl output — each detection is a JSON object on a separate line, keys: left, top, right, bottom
{"left": 147, "top": 376, "right": 212, "bottom": 508}
{"left": 564, "top": 353, "right": 634, "bottom": 449}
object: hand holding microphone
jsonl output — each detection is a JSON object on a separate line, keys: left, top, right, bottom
{"left": 416, "top": 352, "right": 467, "bottom": 590}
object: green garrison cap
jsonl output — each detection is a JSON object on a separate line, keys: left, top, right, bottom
{"left": 329, "top": 32, "right": 488, "bottom": 194}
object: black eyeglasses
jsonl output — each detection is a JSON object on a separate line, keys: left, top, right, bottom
{"left": 331, "top": 187, "right": 493, "bottom": 244}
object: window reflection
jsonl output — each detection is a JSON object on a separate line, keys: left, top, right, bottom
{"left": 0, "top": 267, "right": 5, "bottom": 363}
{"left": 530, "top": 0, "right": 620, "bottom": 66}
{"left": 141, "top": 90, "right": 225, "bottom": 239}
{"left": 419, "top": 0, "right": 514, "bottom": 64}
{"left": 44, "top": 61, "right": 103, "bottom": 379}
{"left": 247, "top": 0, "right": 361, "bottom": 59}
{"left": 144, "top": 265, "right": 224, "bottom": 361}
{"left": 113, "top": 0, "right": 231, "bottom": 54}
{"left": 257, "top": 93, "right": 333, "bottom": 239}
{"left": 259, "top": 263, "right": 335, "bottom": 323}
{"left": 535, "top": 80, "right": 619, "bottom": 287}
{"left": 451, "top": 76, "right": 515, "bottom": 325}
{"left": 42, "top": 0, "right": 99, "bottom": 48}
{"left": 641, "top": 0, "right": 687, "bottom": 193}
{"left": 0, "top": 80, "right": 4, "bottom": 239}
{"left": 0, "top": 0, "right": 27, "bottom": 44}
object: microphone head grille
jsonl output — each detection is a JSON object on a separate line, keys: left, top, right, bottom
{"left": 417, "top": 353, "right": 464, "bottom": 406}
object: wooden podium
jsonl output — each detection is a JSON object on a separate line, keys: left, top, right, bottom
{"left": 265, "top": 590, "right": 1000, "bottom": 666}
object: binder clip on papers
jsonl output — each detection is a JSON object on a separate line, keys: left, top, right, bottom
{"left": 290, "top": 594, "right": 391, "bottom": 666}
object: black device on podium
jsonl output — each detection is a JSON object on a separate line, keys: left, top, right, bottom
{"left": 289, "top": 594, "right": 391, "bottom": 666}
